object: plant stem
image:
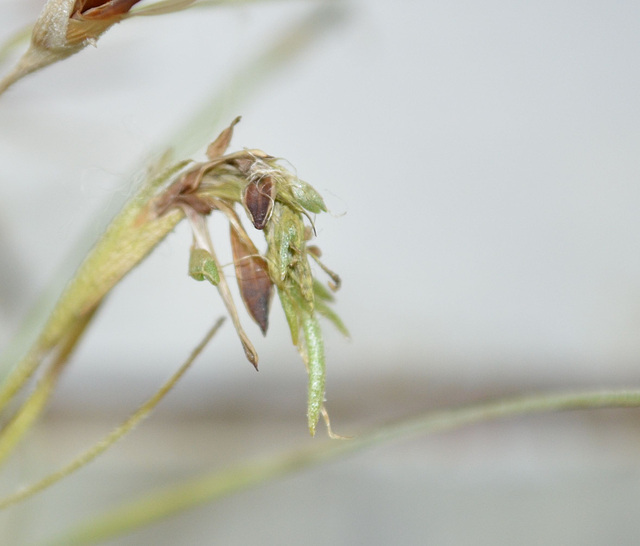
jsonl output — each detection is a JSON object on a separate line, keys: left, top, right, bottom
{"left": 42, "top": 388, "right": 640, "bottom": 546}
{"left": 0, "top": 306, "right": 98, "bottom": 467}
{"left": 0, "top": 319, "right": 224, "bottom": 510}
{"left": 0, "top": 163, "right": 185, "bottom": 416}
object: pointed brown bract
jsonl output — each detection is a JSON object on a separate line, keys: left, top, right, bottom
{"left": 73, "top": 0, "right": 143, "bottom": 19}
{"left": 177, "top": 193, "right": 218, "bottom": 215}
{"left": 242, "top": 176, "right": 275, "bottom": 230}
{"left": 75, "top": 0, "right": 105, "bottom": 11}
{"left": 64, "top": 0, "right": 144, "bottom": 47}
{"left": 206, "top": 116, "right": 241, "bottom": 160}
{"left": 150, "top": 164, "right": 196, "bottom": 217}
{"left": 230, "top": 226, "right": 273, "bottom": 335}
{"left": 150, "top": 119, "right": 248, "bottom": 218}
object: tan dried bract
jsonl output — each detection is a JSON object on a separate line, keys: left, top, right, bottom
{"left": 207, "top": 116, "right": 241, "bottom": 160}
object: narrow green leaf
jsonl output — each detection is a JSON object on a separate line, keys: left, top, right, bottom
{"left": 314, "top": 299, "right": 349, "bottom": 338}
{"left": 165, "top": 4, "right": 345, "bottom": 159}
{"left": 277, "top": 288, "right": 300, "bottom": 346}
{"left": 0, "top": 319, "right": 224, "bottom": 510}
{"left": 312, "top": 279, "right": 335, "bottom": 302}
{"left": 267, "top": 204, "right": 301, "bottom": 283}
{"left": 0, "top": 161, "right": 186, "bottom": 415}
{"left": 0, "top": 306, "right": 97, "bottom": 468}
{"left": 301, "top": 311, "right": 325, "bottom": 436}
{"left": 42, "top": 389, "right": 640, "bottom": 546}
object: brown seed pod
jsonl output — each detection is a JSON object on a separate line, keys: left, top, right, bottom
{"left": 242, "top": 176, "right": 275, "bottom": 230}
{"left": 230, "top": 226, "right": 274, "bottom": 334}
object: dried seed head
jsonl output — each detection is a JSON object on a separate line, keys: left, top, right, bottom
{"left": 0, "top": 0, "right": 144, "bottom": 95}
{"left": 32, "top": 0, "right": 142, "bottom": 53}
{"left": 1, "top": 0, "right": 198, "bottom": 94}
{"left": 31, "top": 0, "right": 76, "bottom": 52}
{"left": 65, "top": 0, "right": 142, "bottom": 47}
{"left": 146, "top": 118, "right": 346, "bottom": 434}
{"left": 73, "top": 0, "right": 142, "bottom": 20}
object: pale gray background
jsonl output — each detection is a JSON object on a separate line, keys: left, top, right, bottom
{"left": 1, "top": 1, "right": 640, "bottom": 545}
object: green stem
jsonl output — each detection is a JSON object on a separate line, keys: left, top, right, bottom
{"left": 0, "top": 319, "right": 224, "bottom": 510}
{"left": 42, "top": 388, "right": 640, "bottom": 546}
{"left": 300, "top": 311, "right": 324, "bottom": 436}
{"left": 0, "top": 306, "right": 98, "bottom": 467}
{"left": 0, "top": 163, "right": 186, "bottom": 415}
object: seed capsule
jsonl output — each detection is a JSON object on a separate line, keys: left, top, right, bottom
{"left": 242, "top": 176, "right": 275, "bottom": 230}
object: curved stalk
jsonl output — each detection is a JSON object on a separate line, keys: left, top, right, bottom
{"left": 0, "top": 319, "right": 224, "bottom": 510}
{"left": 40, "top": 388, "right": 640, "bottom": 546}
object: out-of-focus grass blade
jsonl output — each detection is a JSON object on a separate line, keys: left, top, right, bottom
{"left": 0, "top": 25, "right": 31, "bottom": 68}
{"left": 168, "top": 2, "right": 346, "bottom": 159}
{"left": 0, "top": 319, "right": 224, "bottom": 510}
{"left": 42, "top": 389, "right": 640, "bottom": 546}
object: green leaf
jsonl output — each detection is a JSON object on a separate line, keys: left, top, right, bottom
{"left": 312, "top": 279, "right": 335, "bottom": 302}
{"left": 277, "top": 288, "right": 300, "bottom": 346}
{"left": 266, "top": 203, "right": 303, "bottom": 283}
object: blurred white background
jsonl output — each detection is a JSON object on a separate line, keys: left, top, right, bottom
{"left": 1, "top": 1, "right": 640, "bottom": 545}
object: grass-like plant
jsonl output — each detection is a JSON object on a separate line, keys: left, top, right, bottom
{"left": 2, "top": 1, "right": 640, "bottom": 544}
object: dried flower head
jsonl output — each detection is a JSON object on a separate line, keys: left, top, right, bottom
{"left": 28, "top": 0, "right": 144, "bottom": 68}
{"left": 65, "top": 0, "right": 144, "bottom": 46}
{"left": 149, "top": 118, "right": 346, "bottom": 435}
{"left": 0, "top": 0, "right": 197, "bottom": 94}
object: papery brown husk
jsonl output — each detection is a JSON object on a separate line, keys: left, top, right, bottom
{"left": 230, "top": 227, "right": 273, "bottom": 334}
{"left": 73, "top": 0, "right": 143, "bottom": 20}
{"left": 242, "top": 176, "right": 275, "bottom": 230}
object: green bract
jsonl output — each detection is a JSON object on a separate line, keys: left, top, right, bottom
{"left": 290, "top": 179, "right": 327, "bottom": 214}
{"left": 188, "top": 247, "right": 220, "bottom": 286}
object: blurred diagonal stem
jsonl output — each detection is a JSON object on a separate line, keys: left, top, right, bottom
{"left": 0, "top": 306, "right": 99, "bottom": 466}
{"left": 0, "top": 25, "right": 31, "bottom": 67}
{"left": 41, "top": 389, "right": 640, "bottom": 546}
{"left": 0, "top": 167, "right": 185, "bottom": 413}
{"left": 167, "top": 3, "right": 343, "bottom": 158}
{"left": 0, "top": 318, "right": 224, "bottom": 510}
{"left": 0, "top": 166, "right": 184, "bottom": 468}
